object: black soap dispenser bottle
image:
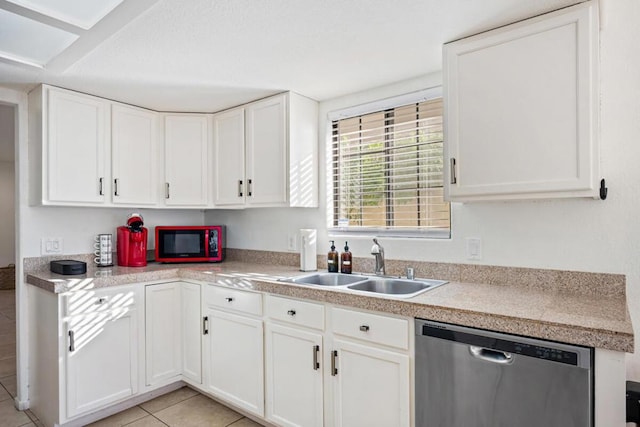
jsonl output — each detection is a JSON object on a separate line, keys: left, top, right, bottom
{"left": 340, "top": 241, "right": 352, "bottom": 274}
{"left": 327, "top": 240, "right": 339, "bottom": 272}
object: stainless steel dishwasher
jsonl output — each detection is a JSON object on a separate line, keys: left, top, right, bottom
{"left": 415, "top": 319, "right": 593, "bottom": 427}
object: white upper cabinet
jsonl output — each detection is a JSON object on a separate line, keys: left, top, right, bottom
{"left": 212, "top": 92, "right": 319, "bottom": 208}
{"left": 245, "top": 95, "right": 288, "bottom": 206}
{"left": 163, "top": 114, "right": 209, "bottom": 207}
{"left": 111, "top": 104, "right": 158, "bottom": 206}
{"left": 29, "top": 85, "right": 317, "bottom": 209}
{"left": 212, "top": 108, "right": 245, "bottom": 206}
{"left": 444, "top": 1, "right": 599, "bottom": 201}
{"left": 29, "top": 85, "right": 110, "bottom": 206}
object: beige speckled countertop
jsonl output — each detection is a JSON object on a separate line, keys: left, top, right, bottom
{"left": 26, "top": 260, "right": 634, "bottom": 353}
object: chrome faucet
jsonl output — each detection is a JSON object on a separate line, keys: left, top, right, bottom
{"left": 371, "top": 238, "right": 385, "bottom": 275}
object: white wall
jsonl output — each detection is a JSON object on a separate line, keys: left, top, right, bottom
{"left": 0, "top": 161, "right": 15, "bottom": 266}
{"left": 207, "top": 0, "right": 640, "bottom": 378}
{"left": 20, "top": 207, "right": 204, "bottom": 257}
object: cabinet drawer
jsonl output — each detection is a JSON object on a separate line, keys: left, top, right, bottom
{"left": 265, "top": 295, "right": 324, "bottom": 330}
{"left": 64, "top": 286, "right": 137, "bottom": 317}
{"left": 205, "top": 285, "right": 262, "bottom": 316}
{"left": 331, "top": 307, "right": 409, "bottom": 350}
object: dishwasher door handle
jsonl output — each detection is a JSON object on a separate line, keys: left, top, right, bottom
{"left": 469, "top": 346, "right": 514, "bottom": 365}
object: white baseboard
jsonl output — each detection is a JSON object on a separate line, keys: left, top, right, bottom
{"left": 61, "top": 382, "right": 184, "bottom": 427}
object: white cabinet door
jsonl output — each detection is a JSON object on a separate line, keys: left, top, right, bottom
{"left": 245, "top": 95, "right": 288, "bottom": 206}
{"left": 444, "top": 2, "right": 599, "bottom": 201}
{"left": 204, "top": 308, "right": 264, "bottom": 417}
{"left": 46, "top": 87, "right": 109, "bottom": 204}
{"left": 265, "top": 323, "right": 323, "bottom": 427}
{"left": 65, "top": 309, "right": 138, "bottom": 418}
{"left": 164, "top": 114, "right": 209, "bottom": 206}
{"left": 212, "top": 108, "right": 245, "bottom": 207}
{"left": 145, "top": 283, "right": 181, "bottom": 386}
{"left": 331, "top": 339, "right": 410, "bottom": 427}
{"left": 111, "top": 104, "right": 158, "bottom": 206}
{"left": 181, "top": 282, "right": 202, "bottom": 384}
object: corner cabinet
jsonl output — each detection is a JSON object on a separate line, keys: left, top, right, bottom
{"left": 145, "top": 281, "right": 202, "bottom": 387}
{"left": 163, "top": 114, "right": 210, "bottom": 207}
{"left": 212, "top": 92, "right": 319, "bottom": 208}
{"left": 444, "top": 1, "right": 599, "bottom": 201}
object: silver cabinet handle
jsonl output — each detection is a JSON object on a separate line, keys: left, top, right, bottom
{"left": 69, "top": 330, "right": 75, "bottom": 352}
{"left": 359, "top": 325, "right": 370, "bottom": 332}
{"left": 114, "top": 178, "right": 119, "bottom": 196}
{"left": 248, "top": 179, "right": 252, "bottom": 197}
{"left": 165, "top": 182, "right": 170, "bottom": 199}
{"left": 95, "top": 297, "right": 107, "bottom": 305}
{"left": 99, "top": 177, "right": 104, "bottom": 196}
{"left": 313, "top": 345, "right": 320, "bottom": 370}
{"left": 331, "top": 350, "right": 338, "bottom": 376}
{"left": 238, "top": 180, "right": 243, "bottom": 197}
{"left": 287, "top": 309, "right": 296, "bottom": 316}
{"left": 225, "top": 297, "right": 234, "bottom": 302}
{"left": 469, "top": 346, "right": 513, "bottom": 365}
{"left": 450, "top": 158, "right": 457, "bottom": 184}
{"left": 203, "top": 316, "right": 209, "bottom": 335}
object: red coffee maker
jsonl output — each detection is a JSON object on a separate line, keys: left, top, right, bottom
{"left": 117, "top": 213, "right": 148, "bottom": 267}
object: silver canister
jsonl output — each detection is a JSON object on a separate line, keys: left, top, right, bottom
{"left": 94, "top": 234, "right": 113, "bottom": 267}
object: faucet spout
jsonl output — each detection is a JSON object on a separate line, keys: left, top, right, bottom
{"left": 371, "top": 238, "right": 385, "bottom": 275}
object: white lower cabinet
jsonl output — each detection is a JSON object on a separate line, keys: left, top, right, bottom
{"left": 145, "top": 282, "right": 182, "bottom": 386}
{"left": 145, "top": 281, "right": 202, "bottom": 386}
{"left": 203, "top": 286, "right": 265, "bottom": 417}
{"left": 265, "top": 324, "right": 323, "bottom": 427}
{"left": 65, "top": 308, "right": 138, "bottom": 418}
{"left": 181, "top": 281, "right": 203, "bottom": 383}
{"left": 330, "top": 339, "right": 410, "bottom": 427}
{"left": 28, "top": 285, "right": 140, "bottom": 426}
{"left": 29, "top": 280, "right": 411, "bottom": 427}
{"left": 265, "top": 312, "right": 324, "bottom": 426}
{"left": 264, "top": 295, "right": 411, "bottom": 427}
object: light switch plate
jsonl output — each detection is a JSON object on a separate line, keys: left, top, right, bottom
{"left": 41, "top": 237, "right": 63, "bottom": 255}
{"left": 466, "top": 237, "right": 482, "bottom": 260}
{"left": 287, "top": 233, "right": 298, "bottom": 252}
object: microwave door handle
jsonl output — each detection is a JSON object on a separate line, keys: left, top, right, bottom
{"left": 204, "top": 230, "right": 209, "bottom": 258}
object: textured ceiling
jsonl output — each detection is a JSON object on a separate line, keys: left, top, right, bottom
{"left": 0, "top": 0, "right": 582, "bottom": 112}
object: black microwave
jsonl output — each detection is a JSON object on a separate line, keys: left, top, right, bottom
{"left": 155, "top": 226, "right": 225, "bottom": 263}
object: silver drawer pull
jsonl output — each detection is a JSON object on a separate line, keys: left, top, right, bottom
{"left": 359, "top": 325, "right": 370, "bottom": 332}
{"left": 95, "top": 297, "right": 107, "bottom": 305}
{"left": 225, "top": 297, "right": 234, "bottom": 302}
{"left": 287, "top": 309, "right": 296, "bottom": 316}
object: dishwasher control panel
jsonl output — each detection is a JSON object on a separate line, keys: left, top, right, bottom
{"left": 420, "top": 321, "right": 590, "bottom": 367}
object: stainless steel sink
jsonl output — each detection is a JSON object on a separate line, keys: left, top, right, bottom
{"left": 281, "top": 272, "right": 447, "bottom": 297}
{"left": 286, "top": 272, "right": 368, "bottom": 286}
{"left": 347, "top": 278, "right": 447, "bottom": 298}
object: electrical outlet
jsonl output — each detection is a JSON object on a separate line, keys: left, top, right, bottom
{"left": 41, "top": 237, "right": 63, "bottom": 255}
{"left": 466, "top": 237, "right": 482, "bottom": 260}
{"left": 287, "top": 233, "right": 298, "bottom": 252}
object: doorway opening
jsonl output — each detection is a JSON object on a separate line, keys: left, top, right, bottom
{"left": 0, "top": 102, "right": 17, "bottom": 402}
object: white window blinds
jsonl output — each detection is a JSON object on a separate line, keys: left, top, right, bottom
{"left": 331, "top": 97, "right": 450, "bottom": 237}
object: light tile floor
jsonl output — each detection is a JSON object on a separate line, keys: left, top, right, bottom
{"left": 0, "top": 290, "right": 262, "bottom": 427}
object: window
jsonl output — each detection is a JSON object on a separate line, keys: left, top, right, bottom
{"left": 330, "top": 92, "right": 450, "bottom": 237}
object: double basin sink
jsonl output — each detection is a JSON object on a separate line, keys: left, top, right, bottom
{"left": 280, "top": 272, "right": 447, "bottom": 298}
